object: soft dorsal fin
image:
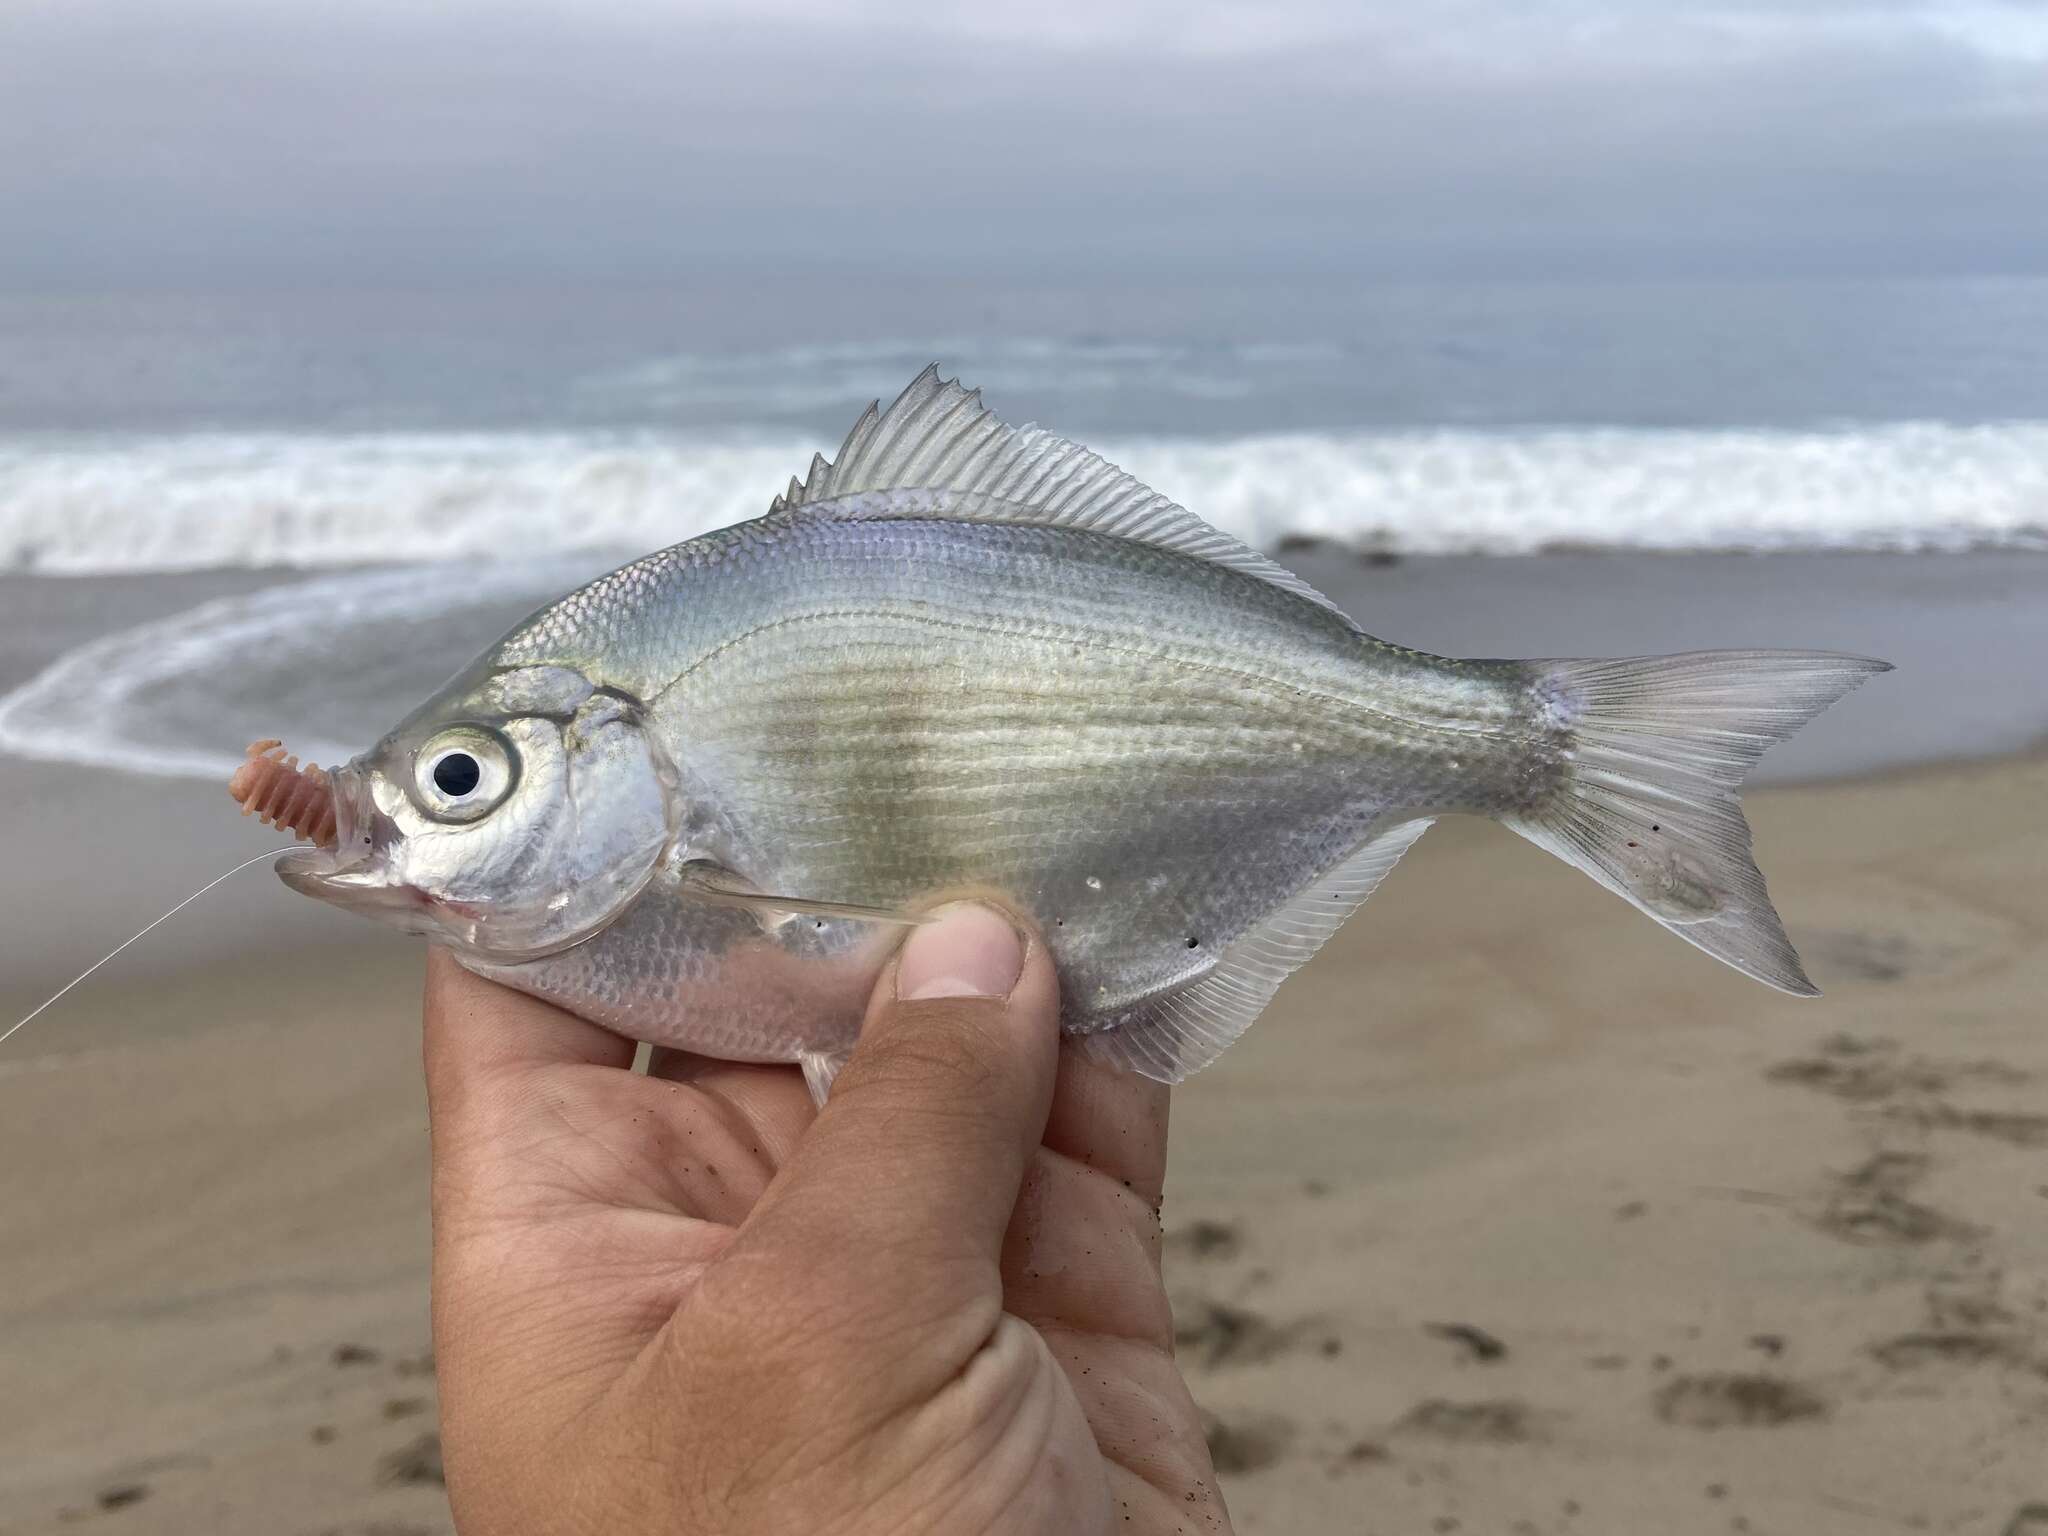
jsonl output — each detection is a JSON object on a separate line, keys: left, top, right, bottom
{"left": 771, "top": 365, "right": 1357, "bottom": 627}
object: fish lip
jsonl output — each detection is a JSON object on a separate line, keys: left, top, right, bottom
{"left": 274, "top": 761, "right": 389, "bottom": 902}
{"left": 275, "top": 846, "right": 402, "bottom": 908}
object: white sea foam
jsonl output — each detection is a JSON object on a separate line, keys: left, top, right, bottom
{"left": 0, "top": 433, "right": 802, "bottom": 574}
{"left": 1120, "top": 423, "right": 2048, "bottom": 555}
{"left": 2, "top": 419, "right": 2044, "bottom": 783}
{"left": 0, "top": 560, "right": 610, "bottom": 780}
{"left": 2, "top": 420, "right": 2044, "bottom": 575}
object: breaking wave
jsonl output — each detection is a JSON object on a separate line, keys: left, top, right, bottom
{"left": 3, "top": 419, "right": 2045, "bottom": 574}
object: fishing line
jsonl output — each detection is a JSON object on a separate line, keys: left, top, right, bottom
{"left": 1, "top": 847, "right": 295, "bottom": 1049}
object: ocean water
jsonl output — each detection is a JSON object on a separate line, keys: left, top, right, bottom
{"left": 1, "top": 273, "right": 2045, "bottom": 778}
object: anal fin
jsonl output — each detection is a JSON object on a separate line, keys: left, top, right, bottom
{"left": 1077, "top": 818, "right": 1434, "bottom": 1084}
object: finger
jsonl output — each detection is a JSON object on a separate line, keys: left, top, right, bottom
{"left": 1002, "top": 1049, "right": 1174, "bottom": 1353}
{"left": 422, "top": 948, "right": 638, "bottom": 1175}
{"left": 1043, "top": 1046, "right": 1171, "bottom": 1211}
{"left": 727, "top": 902, "right": 1060, "bottom": 1314}
{"left": 424, "top": 946, "right": 636, "bottom": 1082}
{"left": 1002, "top": 1052, "right": 1199, "bottom": 1513}
{"left": 645, "top": 1050, "right": 819, "bottom": 1179}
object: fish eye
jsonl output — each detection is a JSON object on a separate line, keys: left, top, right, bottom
{"left": 434, "top": 753, "right": 481, "bottom": 797}
{"left": 415, "top": 728, "right": 516, "bottom": 822}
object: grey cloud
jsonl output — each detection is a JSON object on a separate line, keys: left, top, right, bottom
{"left": 0, "top": 0, "right": 2042, "bottom": 286}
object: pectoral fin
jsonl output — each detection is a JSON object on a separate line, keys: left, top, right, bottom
{"left": 678, "top": 863, "right": 926, "bottom": 928}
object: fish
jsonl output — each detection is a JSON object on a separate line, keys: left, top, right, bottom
{"left": 245, "top": 367, "right": 1889, "bottom": 1100}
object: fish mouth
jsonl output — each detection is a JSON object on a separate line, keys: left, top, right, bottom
{"left": 277, "top": 847, "right": 491, "bottom": 947}
{"left": 272, "top": 763, "right": 531, "bottom": 950}
{"left": 272, "top": 764, "right": 435, "bottom": 929}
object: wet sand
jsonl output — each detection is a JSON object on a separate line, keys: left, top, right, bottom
{"left": 2, "top": 554, "right": 2047, "bottom": 1533}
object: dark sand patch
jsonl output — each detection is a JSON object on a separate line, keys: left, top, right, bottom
{"left": 1653, "top": 1374, "right": 1828, "bottom": 1429}
{"left": 1201, "top": 1411, "right": 1295, "bottom": 1475}
{"left": 1164, "top": 1218, "right": 1243, "bottom": 1263}
{"left": 1919, "top": 1106, "right": 2048, "bottom": 1148}
{"left": 1174, "top": 1300, "right": 1304, "bottom": 1370}
{"left": 1870, "top": 1331, "right": 2018, "bottom": 1369}
{"left": 1767, "top": 1033, "right": 2027, "bottom": 1104}
{"left": 1810, "top": 1150, "right": 1976, "bottom": 1247}
{"left": 1868, "top": 1267, "right": 2046, "bottom": 1378}
{"left": 1395, "top": 1399, "right": 1539, "bottom": 1444}
{"left": 1331, "top": 1438, "right": 1391, "bottom": 1471}
{"left": 1425, "top": 1322, "right": 1508, "bottom": 1363}
{"left": 376, "top": 1433, "right": 444, "bottom": 1488}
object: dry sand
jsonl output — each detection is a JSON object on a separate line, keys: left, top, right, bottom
{"left": 2, "top": 752, "right": 2045, "bottom": 1535}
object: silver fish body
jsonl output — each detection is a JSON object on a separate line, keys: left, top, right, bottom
{"left": 278, "top": 370, "right": 1887, "bottom": 1092}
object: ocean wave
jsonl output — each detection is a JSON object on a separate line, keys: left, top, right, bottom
{"left": 0, "top": 559, "right": 616, "bottom": 780}
{"left": 2, "top": 420, "right": 2045, "bottom": 574}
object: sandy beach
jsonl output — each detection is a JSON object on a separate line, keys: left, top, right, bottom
{"left": 2, "top": 556, "right": 2045, "bottom": 1534}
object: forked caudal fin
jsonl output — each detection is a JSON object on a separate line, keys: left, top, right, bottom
{"left": 1503, "top": 650, "right": 1891, "bottom": 996}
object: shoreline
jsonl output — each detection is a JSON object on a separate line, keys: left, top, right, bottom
{"left": 2, "top": 550, "right": 2045, "bottom": 787}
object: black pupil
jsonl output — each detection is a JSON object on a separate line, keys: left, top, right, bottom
{"left": 433, "top": 752, "right": 482, "bottom": 797}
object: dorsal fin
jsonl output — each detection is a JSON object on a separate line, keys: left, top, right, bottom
{"left": 770, "top": 365, "right": 1356, "bottom": 627}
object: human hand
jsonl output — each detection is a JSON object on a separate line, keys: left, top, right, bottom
{"left": 423, "top": 903, "right": 1231, "bottom": 1535}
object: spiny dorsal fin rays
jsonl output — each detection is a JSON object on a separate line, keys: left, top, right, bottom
{"left": 768, "top": 364, "right": 1358, "bottom": 629}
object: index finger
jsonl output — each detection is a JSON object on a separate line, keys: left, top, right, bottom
{"left": 1042, "top": 1048, "right": 1171, "bottom": 1210}
{"left": 421, "top": 948, "right": 638, "bottom": 1127}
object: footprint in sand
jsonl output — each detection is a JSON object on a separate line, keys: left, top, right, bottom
{"left": 1867, "top": 1264, "right": 2047, "bottom": 1379}
{"left": 1797, "top": 874, "right": 2019, "bottom": 987}
{"left": 1768, "top": 1035, "right": 2046, "bottom": 1147}
{"left": 1808, "top": 1149, "right": 1976, "bottom": 1247}
{"left": 1201, "top": 1409, "right": 1296, "bottom": 1474}
{"left": 1393, "top": 1398, "right": 1542, "bottom": 1444}
{"left": 1652, "top": 1373, "right": 1828, "bottom": 1429}
{"left": 1424, "top": 1322, "right": 1508, "bottom": 1364}
{"left": 1767, "top": 1032, "right": 2028, "bottom": 1104}
{"left": 1164, "top": 1217, "right": 1243, "bottom": 1263}
{"left": 377, "top": 1432, "right": 444, "bottom": 1488}
{"left": 1173, "top": 1298, "right": 1309, "bottom": 1369}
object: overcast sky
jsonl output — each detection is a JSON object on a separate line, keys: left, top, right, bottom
{"left": 3, "top": 0, "right": 2044, "bottom": 287}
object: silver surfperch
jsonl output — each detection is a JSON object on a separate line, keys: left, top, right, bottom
{"left": 263, "top": 368, "right": 1889, "bottom": 1099}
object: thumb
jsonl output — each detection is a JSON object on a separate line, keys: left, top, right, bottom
{"left": 727, "top": 903, "right": 1060, "bottom": 1301}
